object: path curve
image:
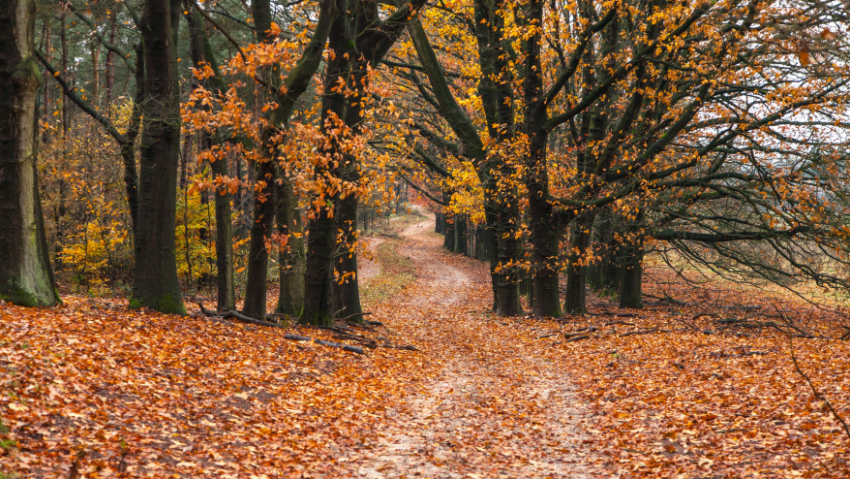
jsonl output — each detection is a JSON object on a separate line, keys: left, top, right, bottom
{"left": 347, "top": 212, "right": 595, "bottom": 478}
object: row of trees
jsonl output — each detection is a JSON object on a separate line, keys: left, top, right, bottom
{"left": 2, "top": 0, "right": 849, "bottom": 321}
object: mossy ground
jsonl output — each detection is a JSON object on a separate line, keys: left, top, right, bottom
{"left": 360, "top": 240, "right": 417, "bottom": 308}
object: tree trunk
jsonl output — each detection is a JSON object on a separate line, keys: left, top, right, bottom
{"left": 131, "top": 0, "right": 185, "bottom": 315}
{"left": 526, "top": 136, "right": 562, "bottom": 317}
{"left": 0, "top": 0, "right": 59, "bottom": 306}
{"left": 618, "top": 211, "right": 645, "bottom": 309}
{"left": 443, "top": 213, "right": 456, "bottom": 251}
{"left": 105, "top": 12, "right": 116, "bottom": 107}
{"left": 241, "top": 152, "right": 276, "bottom": 320}
{"left": 276, "top": 175, "right": 305, "bottom": 317}
{"left": 454, "top": 214, "right": 467, "bottom": 255}
{"left": 184, "top": 2, "right": 234, "bottom": 311}
{"left": 564, "top": 213, "right": 594, "bottom": 314}
{"left": 618, "top": 242, "right": 644, "bottom": 309}
{"left": 590, "top": 208, "right": 620, "bottom": 294}
{"left": 486, "top": 197, "right": 522, "bottom": 316}
{"left": 211, "top": 154, "right": 235, "bottom": 311}
{"left": 473, "top": 227, "right": 486, "bottom": 260}
{"left": 302, "top": 0, "right": 348, "bottom": 327}
{"left": 331, "top": 191, "right": 362, "bottom": 322}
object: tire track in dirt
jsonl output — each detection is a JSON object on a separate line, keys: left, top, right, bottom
{"left": 346, "top": 212, "right": 598, "bottom": 478}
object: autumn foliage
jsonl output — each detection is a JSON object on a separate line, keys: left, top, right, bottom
{"left": 2, "top": 0, "right": 850, "bottom": 476}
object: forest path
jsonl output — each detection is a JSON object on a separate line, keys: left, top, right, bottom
{"left": 345, "top": 212, "right": 597, "bottom": 478}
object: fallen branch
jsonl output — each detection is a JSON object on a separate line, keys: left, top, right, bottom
{"left": 222, "top": 310, "right": 283, "bottom": 328}
{"left": 382, "top": 344, "right": 420, "bottom": 351}
{"left": 604, "top": 320, "right": 635, "bottom": 327}
{"left": 337, "top": 311, "right": 374, "bottom": 322}
{"left": 588, "top": 311, "right": 639, "bottom": 318}
{"left": 284, "top": 334, "right": 364, "bottom": 354}
{"left": 840, "top": 327, "right": 850, "bottom": 341}
{"left": 620, "top": 328, "right": 671, "bottom": 337}
{"left": 720, "top": 304, "right": 762, "bottom": 312}
{"left": 645, "top": 292, "right": 686, "bottom": 306}
{"left": 197, "top": 302, "right": 219, "bottom": 317}
{"left": 670, "top": 315, "right": 700, "bottom": 333}
{"left": 565, "top": 334, "right": 593, "bottom": 343}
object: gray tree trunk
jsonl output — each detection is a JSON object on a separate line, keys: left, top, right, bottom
{"left": 0, "top": 0, "right": 59, "bottom": 306}
{"left": 131, "top": 0, "right": 185, "bottom": 314}
{"left": 275, "top": 175, "right": 305, "bottom": 317}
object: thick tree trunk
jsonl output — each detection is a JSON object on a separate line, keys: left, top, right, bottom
{"left": 526, "top": 135, "right": 562, "bottom": 317}
{"left": 618, "top": 211, "right": 645, "bottom": 309}
{"left": 522, "top": 0, "right": 562, "bottom": 317}
{"left": 131, "top": 0, "right": 185, "bottom": 314}
{"left": 443, "top": 214, "right": 456, "bottom": 251}
{"left": 454, "top": 215, "right": 468, "bottom": 255}
{"left": 302, "top": 0, "right": 348, "bottom": 326}
{"left": 618, "top": 242, "right": 644, "bottom": 309}
{"left": 242, "top": 159, "right": 276, "bottom": 320}
{"left": 588, "top": 207, "right": 620, "bottom": 294}
{"left": 276, "top": 176, "right": 305, "bottom": 317}
{"left": 485, "top": 197, "right": 522, "bottom": 316}
{"left": 0, "top": 0, "right": 59, "bottom": 306}
{"left": 435, "top": 212, "right": 444, "bottom": 233}
{"left": 564, "top": 213, "right": 594, "bottom": 314}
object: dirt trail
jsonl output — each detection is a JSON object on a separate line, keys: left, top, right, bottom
{"left": 358, "top": 237, "right": 386, "bottom": 285}
{"left": 345, "top": 212, "right": 597, "bottom": 478}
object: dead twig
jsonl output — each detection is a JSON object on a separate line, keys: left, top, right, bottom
{"left": 620, "top": 328, "right": 671, "bottom": 337}
{"left": 604, "top": 320, "right": 635, "bottom": 327}
{"left": 337, "top": 311, "right": 374, "bottom": 322}
{"left": 670, "top": 315, "right": 700, "bottom": 332}
{"left": 284, "top": 334, "right": 364, "bottom": 354}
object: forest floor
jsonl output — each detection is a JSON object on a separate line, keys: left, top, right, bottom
{"left": 1, "top": 211, "right": 850, "bottom": 478}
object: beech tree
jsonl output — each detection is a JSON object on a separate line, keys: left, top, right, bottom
{"left": 0, "top": 0, "right": 59, "bottom": 307}
{"left": 131, "top": 0, "right": 185, "bottom": 314}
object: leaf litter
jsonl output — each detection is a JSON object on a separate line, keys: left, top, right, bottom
{"left": 1, "top": 213, "right": 849, "bottom": 478}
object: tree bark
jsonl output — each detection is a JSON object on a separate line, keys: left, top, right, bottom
{"left": 588, "top": 207, "right": 619, "bottom": 293}
{"left": 619, "top": 210, "right": 645, "bottom": 309}
{"left": 275, "top": 175, "right": 305, "bottom": 316}
{"left": 131, "top": 0, "right": 185, "bottom": 314}
{"left": 302, "top": 0, "right": 348, "bottom": 327}
{"left": 185, "top": 2, "right": 235, "bottom": 311}
{"left": 443, "top": 213, "right": 456, "bottom": 251}
{"left": 0, "top": 0, "right": 59, "bottom": 306}
{"left": 246, "top": 0, "right": 333, "bottom": 320}
{"left": 454, "top": 214, "right": 467, "bottom": 255}
{"left": 241, "top": 159, "right": 276, "bottom": 319}
{"left": 526, "top": 134, "right": 562, "bottom": 317}
{"left": 564, "top": 213, "right": 594, "bottom": 314}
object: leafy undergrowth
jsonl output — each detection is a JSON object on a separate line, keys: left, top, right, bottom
{"left": 521, "top": 271, "right": 850, "bottom": 478}
{"left": 359, "top": 240, "right": 416, "bottom": 308}
{"left": 0, "top": 298, "right": 430, "bottom": 478}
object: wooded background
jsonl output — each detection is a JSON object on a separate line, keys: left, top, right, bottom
{"left": 2, "top": 0, "right": 850, "bottom": 322}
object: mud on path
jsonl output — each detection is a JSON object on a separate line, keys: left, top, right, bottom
{"left": 342, "top": 213, "right": 603, "bottom": 478}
